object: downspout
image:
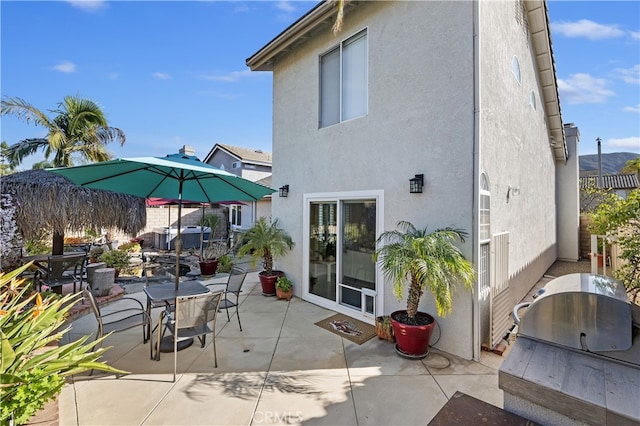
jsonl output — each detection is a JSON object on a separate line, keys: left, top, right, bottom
{"left": 471, "top": 0, "right": 481, "bottom": 362}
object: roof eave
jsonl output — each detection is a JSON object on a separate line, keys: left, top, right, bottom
{"left": 246, "top": 1, "right": 345, "bottom": 71}
{"left": 525, "top": 0, "right": 567, "bottom": 163}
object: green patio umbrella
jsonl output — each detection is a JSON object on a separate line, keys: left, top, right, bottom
{"left": 50, "top": 153, "right": 275, "bottom": 289}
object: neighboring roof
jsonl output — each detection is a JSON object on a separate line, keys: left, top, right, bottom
{"left": 579, "top": 174, "right": 639, "bottom": 190}
{"left": 256, "top": 174, "right": 272, "bottom": 188}
{"left": 246, "top": 0, "right": 567, "bottom": 163}
{"left": 203, "top": 143, "right": 272, "bottom": 166}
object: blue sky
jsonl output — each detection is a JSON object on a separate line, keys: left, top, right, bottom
{"left": 1, "top": 1, "right": 639, "bottom": 171}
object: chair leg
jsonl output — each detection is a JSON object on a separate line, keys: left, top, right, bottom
{"left": 235, "top": 297, "right": 242, "bottom": 331}
{"left": 212, "top": 332, "right": 217, "bottom": 368}
{"left": 225, "top": 305, "right": 231, "bottom": 323}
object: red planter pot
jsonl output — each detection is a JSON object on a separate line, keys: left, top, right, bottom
{"left": 390, "top": 310, "right": 435, "bottom": 359}
{"left": 259, "top": 271, "right": 283, "bottom": 296}
{"left": 199, "top": 259, "right": 219, "bottom": 276}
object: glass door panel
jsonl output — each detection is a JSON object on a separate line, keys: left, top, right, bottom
{"left": 339, "top": 200, "right": 376, "bottom": 310}
{"left": 308, "top": 202, "right": 337, "bottom": 301}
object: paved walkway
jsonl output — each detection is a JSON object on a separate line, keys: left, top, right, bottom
{"left": 58, "top": 271, "right": 508, "bottom": 425}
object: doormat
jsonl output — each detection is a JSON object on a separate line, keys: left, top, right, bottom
{"left": 314, "top": 313, "right": 377, "bottom": 345}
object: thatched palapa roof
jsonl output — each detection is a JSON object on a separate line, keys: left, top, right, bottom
{"left": 1, "top": 169, "right": 146, "bottom": 240}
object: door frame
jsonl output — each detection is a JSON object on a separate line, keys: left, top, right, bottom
{"left": 302, "top": 190, "right": 384, "bottom": 324}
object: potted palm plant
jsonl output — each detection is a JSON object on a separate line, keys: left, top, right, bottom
{"left": 197, "top": 214, "right": 222, "bottom": 275}
{"left": 237, "top": 217, "right": 294, "bottom": 296}
{"left": 374, "top": 221, "right": 475, "bottom": 358}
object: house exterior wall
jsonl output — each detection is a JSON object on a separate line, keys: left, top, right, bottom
{"left": 271, "top": 1, "right": 477, "bottom": 358}
{"left": 478, "top": 1, "right": 558, "bottom": 305}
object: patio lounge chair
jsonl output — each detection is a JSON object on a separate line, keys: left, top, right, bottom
{"left": 34, "top": 252, "right": 87, "bottom": 293}
{"left": 207, "top": 267, "right": 247, "bottom": 331}
{"left": 156, "top": 290, "right": 223, "bottom": 382}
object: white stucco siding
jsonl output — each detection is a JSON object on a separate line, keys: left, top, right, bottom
{"left": 270, "top": 1, "right": 476, "bottom": 359}
{"left": 478, "top": 1, "right": 557, "bottom": 303}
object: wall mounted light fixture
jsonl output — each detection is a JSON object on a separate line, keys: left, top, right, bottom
{"left": 506, "top": 185, "right": 520, "bottom": 203}
{"left": 409, "top": 174, "right": 424, "bottom": 193}
{"left": 279, "top": 185, "right": 289, "bottom": 197}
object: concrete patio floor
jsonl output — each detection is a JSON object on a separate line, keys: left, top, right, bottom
{"left": 58, "top": 271, "right": 509, "bottom": 425}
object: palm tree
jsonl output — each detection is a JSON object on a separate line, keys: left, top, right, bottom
{"left": 1, "top": 95, "right": 125, "bottom": 167}
{"left": 374, "top": 221, "right": 475, "bottom": 321}
{"left": 622, "top": 157, "right": 640, "bottom": 179}
{"left": 0, "top": 141, "right": 17, "bottom": 175}
{"left": 237, "top": 217, "right": 294, "bottom": 276}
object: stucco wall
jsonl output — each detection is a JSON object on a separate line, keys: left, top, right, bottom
{"left": 270, "top": 1, "right": 476, "bottom": 358}
{"left": 478, "top": 1, "right": 558, "bottom": 305}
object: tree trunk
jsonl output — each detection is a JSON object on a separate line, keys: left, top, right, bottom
{"left": 52, "top": 231, "right": 64, "bottom": 255}
{"left": 406, "top": 275, "right": 423, "bottom": 320}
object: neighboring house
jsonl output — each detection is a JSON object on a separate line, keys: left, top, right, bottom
{"left": 247, "top": 0, "right": 578, "bottom": 361}
{"left": 203, "top": 143, "right": 273, "bottom": 233}
{"left": 579, "top": 173, "right": 639, "bottom": 200}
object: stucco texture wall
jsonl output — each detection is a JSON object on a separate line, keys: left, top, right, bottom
{"left": 478, "top": 1, "right": 557, "bottom": 304}
{"left": 270, "top": 1, "right": 477, "bottom": 358}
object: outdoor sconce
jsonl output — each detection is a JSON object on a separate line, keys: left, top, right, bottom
{"left": 506, "top": 185, "right": 520, "bottom": 203}
{"left": 279, "top": 185, "right": 289, "bottom": 197}
{"left": 409, "top": 174, "right": 424, "bottom": 194}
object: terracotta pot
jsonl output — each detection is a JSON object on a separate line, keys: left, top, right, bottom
{"left": 375, "top": 316, "right": 395, "bottom": 342}
{"left": 276, "top": 287, "right": 293, "bottom": 301}
{"left": 390, "top": 310, "right": 435, "bottom": 358}
{"left": 199, "top": 259, "right": 219, "bottom": 276}
{"left": 259, "top": 270, "right": 283, "bottom": 296}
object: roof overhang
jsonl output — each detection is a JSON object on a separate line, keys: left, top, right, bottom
{"left": 525, "top": 0, "right": 567, "bottom": 163}
{"left": 246, "top": 1, "right": 360, "bottom": 72}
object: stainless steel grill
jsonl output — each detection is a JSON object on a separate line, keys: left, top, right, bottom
{"left": 513, "top": 273, "right": 640, "bottom": 367}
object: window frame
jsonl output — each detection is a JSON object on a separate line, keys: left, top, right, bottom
{"left": 319, "top": 28, "right": 368, "bottom": 128}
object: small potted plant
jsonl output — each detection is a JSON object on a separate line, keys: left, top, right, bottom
{"left": 375, "top": 315, "right": 395, "bottom": 342}
{"left": 374, "top": 221, "right": 475, "bottom": 358}
{"left": 275, "top": 276, "right": 293, "bottom": 301}
{"left": 197, "top": 214, "right": 224, "bottom": 276}
{"left": 237, "top": 217, "right": 294, "bottom": 296}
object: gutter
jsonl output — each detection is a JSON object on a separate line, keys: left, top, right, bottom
{"left": 471, "top": 0, "right": 481, "bottom": 362}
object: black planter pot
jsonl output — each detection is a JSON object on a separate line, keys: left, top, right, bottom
{"left": 259, "top": 270, "right": 284, "bottom": 296}
{"left": 390, "top": 310, "right": 435, "bottom": 359}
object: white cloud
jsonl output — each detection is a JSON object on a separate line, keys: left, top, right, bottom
{"left": 200, "top": 69, "right": 253, "bottom": 82}
{"left": 276, "top": 1, "right": 296, "bottom": 13}
{"left": 552, "top": 19, "right": 625, "bottom": 40}
{"left": 607, "top": 137, "right": 640, "bottom": 152}
{"left": 52, "top": 61, "right": 77, "bottom": 73}
{"left": 152, "top": 72, "right": 171, "bottom": 80}
{"left": 614, "top": 64, "right": 640, "bottom": 85}
{"left": 557, "top": 73, "right": 615, "bottom": 104}
{"left": 630, "top": 31, "right": 640, "bottom": 41}
{"left": 66, "top": 0, "right": 107, "bottom": 12}
{"left": 623, "top": 104, "right": 640, "bottom": 114}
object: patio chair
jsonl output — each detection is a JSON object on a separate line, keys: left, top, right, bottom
{"left": 156, "top": 290, "right": 223, "bottom": 381}
{"left": 34, "top": 252, "right": 87, "bottom": 293}
{"left": 207, "top": 267, "right": 247, "bottom": 331}
{"left": 83, "top": 289, "right": 153, "bottom": 360}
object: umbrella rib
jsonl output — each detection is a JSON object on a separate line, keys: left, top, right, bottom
{"left": 184, "top": 174, "right": 261, "bottom": 202}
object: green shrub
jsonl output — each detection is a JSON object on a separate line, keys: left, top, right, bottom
{"left": 98, "top": 249, "right": 130, "bottom": 271}
{"left": 275, "top": 276, "right": 293, "bottom": 292}
{"left": 0, "top": 263, "right": 125, "bottom": 425}
{"left": 216, "top": 255, "right": 233, "bottom": 273}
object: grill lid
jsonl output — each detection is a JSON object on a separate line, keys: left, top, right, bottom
{"left": 514, "top": 273, "right": 633, "bottom": 353}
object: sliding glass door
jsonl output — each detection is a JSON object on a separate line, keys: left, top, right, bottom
{"left": 307, "top": 196, "right": 379, "bottom": 318}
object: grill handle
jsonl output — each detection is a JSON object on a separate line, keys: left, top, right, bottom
{"left": 512, "top": 302, "right": 531, "bottom": 325}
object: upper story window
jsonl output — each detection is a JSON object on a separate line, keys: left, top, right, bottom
{"left": 319, "top": 29, "right": 368, "bottom": 128}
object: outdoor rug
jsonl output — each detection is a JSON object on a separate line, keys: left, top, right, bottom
{"left": 314, "top": 313, "right": 377, "bottom": 345}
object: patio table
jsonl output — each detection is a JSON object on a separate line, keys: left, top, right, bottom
{"left": 144, "top": 281, "right": 210, "bottom": 359}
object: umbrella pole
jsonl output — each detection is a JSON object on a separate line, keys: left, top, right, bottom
{"left": 175, "top": 183, "right": 184, "bottom": 290}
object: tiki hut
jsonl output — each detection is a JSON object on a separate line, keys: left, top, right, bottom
{"left": 1, "top": 169, "right": 146, "bottom": 254}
